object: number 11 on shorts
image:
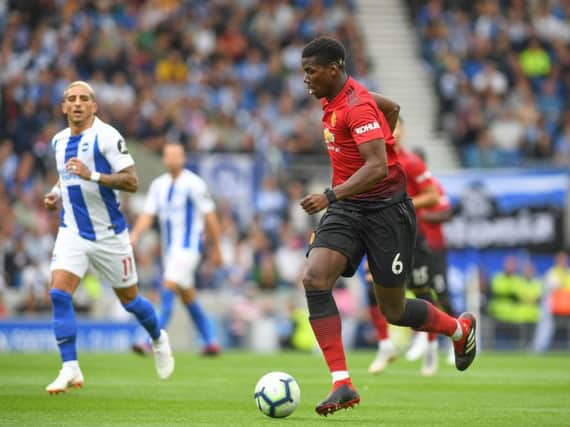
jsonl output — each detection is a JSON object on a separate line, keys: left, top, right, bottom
{"left": 122, "top": 256, "right": 134, "bottom": 281}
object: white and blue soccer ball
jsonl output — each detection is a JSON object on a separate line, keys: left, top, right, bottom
{"left": 254, "top": 371, "right": 301, "bottom": 418}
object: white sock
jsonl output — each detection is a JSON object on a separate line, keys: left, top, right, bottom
{"left": 380, "top": 338, "right": 393, "bottom": 351}
{"left": 451, "top": 320, "right": 463, "bottom": 341}
{"left": 331, "top": 370, "right": 349, "bottom": 383}
{"left": 63, "top": 360, "right": 79, "bottom": 370}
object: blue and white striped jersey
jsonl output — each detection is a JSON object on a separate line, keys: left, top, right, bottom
{"left": 52, "top": 117, "right": 134, "bottom": 241}
{"left": 144, "top": 169, "right": 215, "bottom": 255}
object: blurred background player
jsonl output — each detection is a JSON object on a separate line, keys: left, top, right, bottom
{"left": 367, "top": 116, "right": 453, "bottom": 377}
{"left": 300, "top": 37, "right": 476, "bottom": 416}
{"left": 130, "top": 142, "right": 223, "bottom": 356}
{"left": 44, "top": 81, "right": 174, "bottom": 394}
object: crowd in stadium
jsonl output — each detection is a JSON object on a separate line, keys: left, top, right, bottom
{"left": 0, "top": 0, "right": 360, "bottom": 314}
{"left": 1, "top": 0, "right": 570, "bottom": 352}
{"left": 409, "top": 0, "right": 570, "bottom": 167}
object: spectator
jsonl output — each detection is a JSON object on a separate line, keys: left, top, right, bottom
{"left": 464, "top": 128, "right": 502, "bottom": 168}
{"left": 489, "top": 257, "right": 541, "bottom": 348}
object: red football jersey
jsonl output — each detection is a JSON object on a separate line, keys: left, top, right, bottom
{"left": 397, "top": 147, "right": 435, "bottom": 198}
{"left": 419, "top": 180, "right": 451, "bottom": 250}
{"left": 320, "top": 77, "right": 405, "bottom": 200}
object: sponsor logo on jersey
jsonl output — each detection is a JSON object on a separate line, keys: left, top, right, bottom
{"left": 355, "top": 121, "right": 380, "bottom": 135}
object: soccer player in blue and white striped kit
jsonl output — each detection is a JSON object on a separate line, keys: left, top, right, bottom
{"left": 44, "top": 81, "right": 174, "bottom": 394}
{"left": 130, "top": 143, "right": 223, "bottom": 355}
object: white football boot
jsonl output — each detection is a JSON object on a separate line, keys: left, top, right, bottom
{"left": 46, "top": 364, "right": 84, "bottom": 394}
{"left": 152, "top": 329, "right": 174, "bottom": 379}
{"left": 421, "top": 340, "right": 439, "bottom": 377}
{"left": 405, "top": 331, "right": 428, "bottom": 361}
{"left": 368, "top": 339, "right": 397, "bottom": 374}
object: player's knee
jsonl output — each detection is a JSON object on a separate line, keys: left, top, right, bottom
{"left": 301, "top": 270, "right": 328, "bottom": 291}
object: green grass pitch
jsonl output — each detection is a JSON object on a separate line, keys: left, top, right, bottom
{"left": 1, "top": 351, "right": 569, "bottom": 426}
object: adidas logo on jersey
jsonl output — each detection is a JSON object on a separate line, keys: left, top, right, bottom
{"left": 355, "top": 121, "right": 380, "bottom": 135}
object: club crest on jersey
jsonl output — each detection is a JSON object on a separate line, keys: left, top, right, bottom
{"left": 117, "top": 139, "right": 129, "bottom": 154}
{"left": 355, "top": 121, "right": 380, "bottom": 135}
{"left": 323, "top": 127, "right": 335, "bottom": 143}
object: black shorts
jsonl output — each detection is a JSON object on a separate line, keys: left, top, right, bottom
{"left": 410, "top": 234, "right": 432, "bottom": 290}
{"left": 430, "top": 248, "right": 449, "bottom": 296}
{"left": 309, "top": 195, "right": 416, "bottom": 288}
{"left": 409, "top": 236, "right": 449, "bottom": 293}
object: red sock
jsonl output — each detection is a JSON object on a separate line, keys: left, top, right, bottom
{"left": 428, "top": 332, "right": 438, "bottom": 342}
{"left": 368, "top": 305, "right": 389, "bottom": 340}
{"left": 416, "top": 302, "right": 458, "bottom": 337}
{"left": 310, "top": 315, "right": 347, "bottom": 373}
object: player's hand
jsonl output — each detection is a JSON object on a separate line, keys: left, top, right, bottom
{"left": 300, "top": 193, "right": 329, "bottom": 215}
{"left": 65, "top": 157, "right": 91, "bottom": 180}
{"left": 130, "top": 232, "right": 139, "bottom": 248}
{"left": 44, "top": 192, "right": 59, "bottom": 210}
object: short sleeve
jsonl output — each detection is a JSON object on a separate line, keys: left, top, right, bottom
{"left": 100, "top": 127, "right": 135, "bottom": 172}
{"left": 191, "top": 178, "right": 215, "bottom": 214}
{"left": 346, "top": 102, "right": 385, "bottom": 144}
{"left": 143, "top": 180, "right": 159, "bottom": 215}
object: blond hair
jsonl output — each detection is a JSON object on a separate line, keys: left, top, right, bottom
{"left": 62, "top": 81, "right": 96, "bottom": 101}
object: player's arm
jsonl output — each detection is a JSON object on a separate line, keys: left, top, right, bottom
{"left": 65, "top": 160, "right": 139, "bottom": 193}
{"left": 301, "top": 139, "right": 387, "bottom": 214}
{"left": 332, "top": 139, "right": 387, "bottom": 200}
{"left": 129, "top": 213, "right": 155, "bottom": 248}
{"left": 412, "top": 183, "right": 440, "bottom": 209}
{"left": 370, "top": 92, "right": 400, "bottom": 132}
{"left": 204, "top": 211, "right": 224, "bottom": 268}
{"left": 419, "top": 207, "right": 452, "bottom": 224}
{"left": 44, "top": 180, "right": 61, "bottom": 211}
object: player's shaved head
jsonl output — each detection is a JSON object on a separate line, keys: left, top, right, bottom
{"left": 302, "top": 37, "right": 346, "bottom": 68}
{"left": 63, "top": 81, "right": 96, "bottom": 101}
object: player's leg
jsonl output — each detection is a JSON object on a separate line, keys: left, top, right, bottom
{"left": 46, "top": 229, "right": 88, "bottom": 394}
{"left": 93, "top": 232, "right": 174, "bottom": 379}
{"left": 176, "top": 285, "right": 220, "bottom": 355}
{"left": 366, "top": 279, "right": 396, "bottom": 374}
{"left": 132, "top": 284, "right": 176, "bottom": 355}
{"left": 405, "top": 237, "right": 433, "bottom": 362}
{"left": 158, "top": 285, "right": 176, "bottom": 330}
{"left": 304, "top": 247, "right": 361, "bottom": 414}
{"left": 166, "top": 250, "right": 219, "bottom": 354}
{"left": 366, "top": 200, "right": 476, "bottom": 372}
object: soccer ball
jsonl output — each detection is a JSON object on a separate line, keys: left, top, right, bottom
{"left": 254, "top": 371, "right": 301, "bottom": 418}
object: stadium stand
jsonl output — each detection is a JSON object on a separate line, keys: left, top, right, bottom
{"left": 406, "top": 0, "right": 570, "bottom": 168}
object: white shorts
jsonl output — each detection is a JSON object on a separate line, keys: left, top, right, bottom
{"left": 163, "top": 249, "right": 201, "bottom": 289}
{"left": 50, "top": 227, "right": 138, "bottom": 288}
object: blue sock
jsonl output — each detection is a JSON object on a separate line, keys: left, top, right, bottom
{"left": 187, "top": 301, "right": 215, "bottom": 346}
{"left": 124, "top": 295, "right": 161, "bottom": 341}
{"left": 50, "top": 289, "right": 77, "bottom": 362}
{"left": 158, "top": 288, "right": 176, "bottom": 330}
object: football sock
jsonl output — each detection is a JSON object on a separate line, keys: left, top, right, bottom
{"left": 391, "top": 298, "right": 459, "bottom": 338}
{"left": 187, "top": 301, "right": 215, "bottom": 346}
{"left": 306, "top": 290, "right": 348, "bottom": 381}
{"left": 367, "top": 285, "right": 390, "bottom": 341}
{"left": 123, "top": 295, "right": 161, "bottom": 341}
{"left": 369, "top": 305, "right": 389, "bottom": 341}
{"left": 158, "top": 288, "right": 176, "bottom": 329}
{"left": 50, "top": 289, "right": 77, "bottom": 363}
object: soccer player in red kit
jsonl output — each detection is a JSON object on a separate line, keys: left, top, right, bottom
{"left": 300, "top": 37, "right": 477, "bottom": 416}
{"left": 367, "top": 118, "right": 455, "bottom": 376}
